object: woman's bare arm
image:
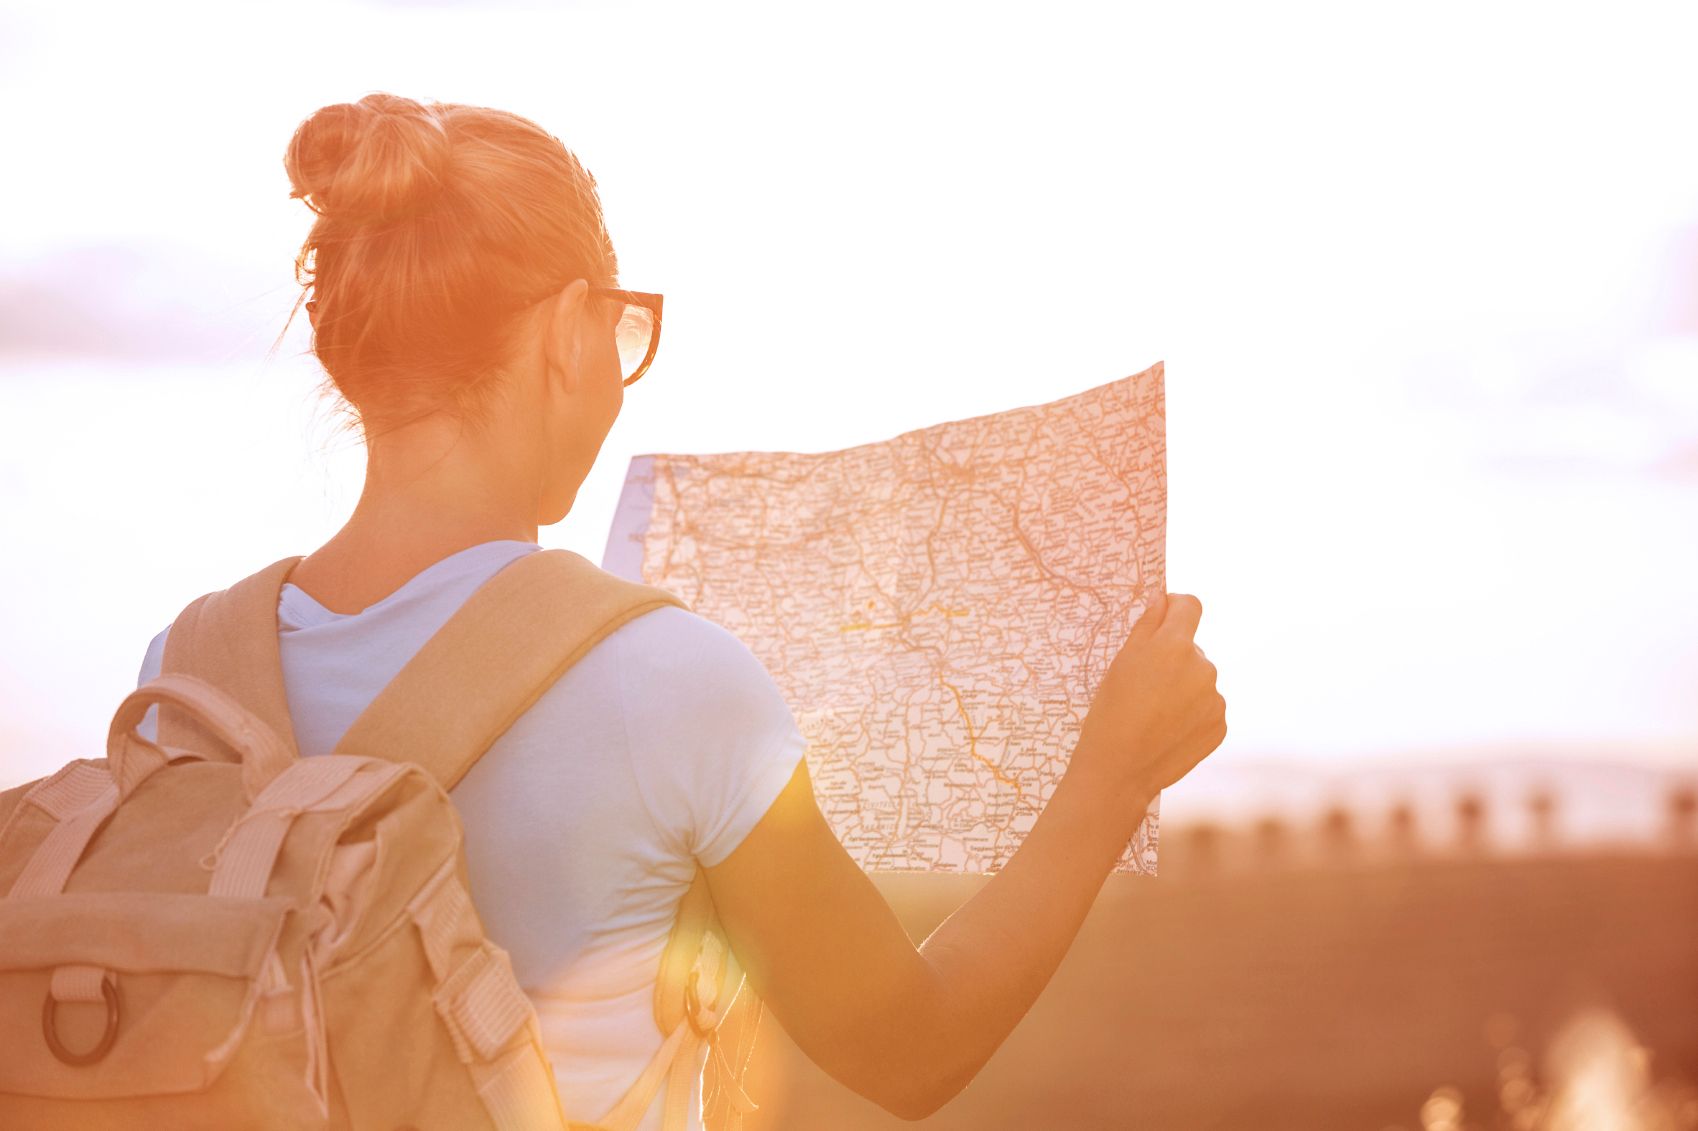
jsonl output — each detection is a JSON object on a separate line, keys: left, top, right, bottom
{"left": 703, "top": 593, "right": 1225, "bottom": 1120}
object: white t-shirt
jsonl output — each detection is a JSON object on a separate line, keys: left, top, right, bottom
{"left": 134, "top": 539, "right": 807, "bottom": 1131}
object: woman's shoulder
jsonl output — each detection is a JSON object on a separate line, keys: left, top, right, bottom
{"left": 609, "top": 603, "right": 785, "bottom": 695}
{"left": 608, "top": 603, "right": 806, "bottom": 866}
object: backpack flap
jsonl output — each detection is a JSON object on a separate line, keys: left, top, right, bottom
{"left": 0, "top": 890, "right": 296, "bottom": 1101}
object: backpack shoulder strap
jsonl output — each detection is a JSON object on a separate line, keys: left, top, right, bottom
{"left": 335, "top": 545, "right": 760, "bottom": 1131}
{"left": 157, "top": 555, "right": 306, "bottom": 759}
{"left": 328, "top": 546, "right": 687, "bottom": 791}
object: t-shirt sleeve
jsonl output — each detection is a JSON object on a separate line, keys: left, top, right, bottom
{"left": 135, "top": 624, "right": 170, "bottom": 744}
{"left": 615, "top": 606, "right": 808, "bottom": 868}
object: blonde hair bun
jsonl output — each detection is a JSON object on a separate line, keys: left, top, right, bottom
{"left": 284, "top": 92, "right": 450, "bottom": 223}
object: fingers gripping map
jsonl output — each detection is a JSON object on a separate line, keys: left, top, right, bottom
{"left": 603, "top": 362, "right": 1166, "bottom": 874}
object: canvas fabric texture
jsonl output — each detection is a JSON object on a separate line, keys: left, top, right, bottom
{"left": 0, "top": 548, "right": 757, "bottom": 1130}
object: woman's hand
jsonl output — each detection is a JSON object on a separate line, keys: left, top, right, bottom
{"left": 1070, "top": 592, "right": 1227, "bottom": 815}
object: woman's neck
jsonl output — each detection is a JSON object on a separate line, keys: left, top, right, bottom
{"left": 289, "top": 411, "right": 545, "bottom": 615}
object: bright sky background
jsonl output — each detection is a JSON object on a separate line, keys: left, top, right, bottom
{"left": 2, "top": 0, "right": 1695, "bottom": 805}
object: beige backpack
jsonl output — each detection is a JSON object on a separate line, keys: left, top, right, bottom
{"left": 0, "top": 548, "right": 760, "bottom": 1130}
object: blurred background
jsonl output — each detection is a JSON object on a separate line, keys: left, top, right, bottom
{"left": 1, "top": 0, "right": 1694, "bottom": 1127}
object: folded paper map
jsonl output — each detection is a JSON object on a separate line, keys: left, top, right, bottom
{"left": 603, "top": 361, "right": 1166, "bottom": 874}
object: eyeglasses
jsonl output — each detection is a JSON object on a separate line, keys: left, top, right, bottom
{"left": 587, "top": 287, "right": 664, "bottom": 386}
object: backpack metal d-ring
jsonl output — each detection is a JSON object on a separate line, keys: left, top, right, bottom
{"left": 42, "top": 976, "right": 121, "bottom": 1067}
